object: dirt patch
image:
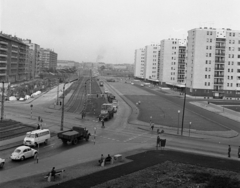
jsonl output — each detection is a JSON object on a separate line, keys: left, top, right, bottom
{"left": 92, "top": 161, "right": 240, "bottom": 188}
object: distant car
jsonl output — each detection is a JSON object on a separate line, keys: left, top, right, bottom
{"left": 10, "top": 146, "right": 38, "bottom": 161}
{"left": 131, "top": 83, "right": 134, "bottom": 85}
{"left": 0, "top": 158, "right": 5, "bottom": 168}
{"left": 104, "top": 90, "right": 109, "bottom": 94}
{"left": 140, "top": 84, "right": 144, "bottom": 87}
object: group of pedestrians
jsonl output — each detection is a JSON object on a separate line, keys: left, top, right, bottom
{"left": 228, "top": 145, "right": 240, "bottom": 158}
{"left": 36, "top": 116, "right": 43, "bottom": 129}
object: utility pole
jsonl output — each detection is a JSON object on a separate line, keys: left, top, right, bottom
{"left": 181, "top": 84, "right": 187, "bottom": 136}
{"left": 60, "top": 83, "right": 66, "bottom": 131}
{"left": 1, "top": 81, "right": 4, "bottom": 121}
{"left": 57, "top": 79, "right": 59, "bottom": 105}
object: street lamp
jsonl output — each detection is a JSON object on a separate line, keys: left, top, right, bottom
{"left": 60, "top": 79, "right": 78, "bottom": 131}
{"left": 177, "top": 110, "right": 180, "bottom": 134}
{"left": 189, "top": 122, "right": 192, "bottom": 136}
{"left": 181, "top": 83, "right": 187, "bottom": 136}
{"left": 56, "top": 78, "right": 60, "bottom": 105}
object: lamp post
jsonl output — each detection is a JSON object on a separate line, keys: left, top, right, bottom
{"left": 60, "top": 83, "right": 66, "bottom": 131}
{"left": 177, "top": 110, "right": 180, "bottom": 134}
{"left": 189, "top": 122, "right": 192, "bottom": 136}
{"left": 181, "top": 84, "right": 187, "bottom": 136}
{"left": 60, "top": 78, "right": 78, "bottom": 131}
{"left": 1, "top": 81, "right": 4, "bottom": 121}
{"left": 30, "top": 104, "right": 33, "bottom": 119}
{"left": 57, "top": 79, "right": 60, "bottom": 105}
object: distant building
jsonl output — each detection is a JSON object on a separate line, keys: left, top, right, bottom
{"left": 39, "top": 48, "right": 57, "bottom": 71}
{"left": 0, "top": 32, "right": 29, "bottom": 82}
{"left": 159, "top": 38, "right": 186, "bottom": 87}
{"left": 112, "top": 64, "right": 127, "bottom": 70}
{"left": 144, "top": 44, "right": 161, "bottom": 81}
{"left": 23, "top": 39, "right": 40, "bottom": 79}
{"left": 57, "top": 60, "right": 79, "bottom": 69}
{"left": 134, "top": 48, "right": 145, "bottom": 79}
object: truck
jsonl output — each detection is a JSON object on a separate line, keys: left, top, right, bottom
{"left": 99, "top": 81, "right": 104, "bottom": 87}
{"left": 107, "top": 93, "right": 115, "bottom": 103}
{"left": 99, "top": 103, "right": 114, "bottom": 121}
{"left": 57, "top": 127, "right": 91, "bottom": 145}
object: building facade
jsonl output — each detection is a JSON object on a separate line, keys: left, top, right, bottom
{"left": 159, "top": 39, "right": 186, "bottom": 86}
{"left": 134, "top": 48, "right": 145, "bottom": 79}
{"left": 0, "top": 33, "right": 28, "bottom": 82}
{"left": 185, "top": 27, "right": 240, "bottom": 98}
{"left": 39, "top": 48, "right": 57, "bottom": 71}
{"left": 143, "top": 44, "right": 160, "bottom": 81}
{"left": 57, "top": 60, "right": 79, "bottom": 69}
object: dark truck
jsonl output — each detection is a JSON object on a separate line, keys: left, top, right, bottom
{"left": 107, "top": 93, "right": 115, "bottom": 103}
{"left": 99, "top": 81, "right": 104, "bottom": 87}
{"left": 99, "top": 103, "right": 114, "bottom": 121}
{"left": 57, "top": 127, "right": 91, "bottom": 145}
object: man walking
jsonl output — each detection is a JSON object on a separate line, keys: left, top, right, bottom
{"left": 228, "top": 145, "right": 231, "bottom": 158}
{"left": 101, "top": 118, "right": 105, "bottom": 128}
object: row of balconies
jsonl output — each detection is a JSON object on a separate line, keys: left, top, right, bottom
{"left": 214, "top": 67, "right": 224, "bottom": 70}
{"left": 0, "top": 41, "right": 8, "bottom": 45}
{"left": 0, "top": 47, "right": 7, "bottom": 51}
{"left": 214, "top": 74, "right": 224, "bottom": 77}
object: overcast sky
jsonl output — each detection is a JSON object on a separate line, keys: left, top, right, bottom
{"left": 0, "top": 0, "right": 239, "bottom": 64}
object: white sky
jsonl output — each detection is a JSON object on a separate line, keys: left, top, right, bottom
{"left": 0, "top": 0, "right": 239, "bottom": 64}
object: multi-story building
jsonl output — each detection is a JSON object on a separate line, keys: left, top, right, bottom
{"left": 159, "top": 38, "right": 186, "bottom": 86}
{"left": 0, "top": 32, "right": 28, "bottom": 82}
{"left": 143, "top": 44, "right": 160, "bottom": 81}
{"left": 134, "top": 48, "right": 145, "bottom": 79}
{"left": 185, "top": 27, "right": 240, "bottom": 98}
{"left": 23, "top": 40, "right": 40, "bottom": 79}
{"left": 39, "top": 48, "right": 57, "bottom": 71}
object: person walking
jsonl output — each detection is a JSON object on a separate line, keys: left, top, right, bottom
{"left": 101, "top": 118, "right": 105, "bottom": 128}
{"left": 238, "top": 146, "right": 240, "bottom": 158}
{"left": 50, "top": 167, "right": 56, "bottom": 180}
{"left": 151, "top": 123, "right": 154, "bottom": 131}
{"left": 156, "top": 135, "right": 161, "bottom": 149}
{"left": 228, "top": 145, "right": 231, "bottom": 158}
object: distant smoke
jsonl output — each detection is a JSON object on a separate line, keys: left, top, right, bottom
{"left": 96, "top": 55, "right": 104, "bottom": 62}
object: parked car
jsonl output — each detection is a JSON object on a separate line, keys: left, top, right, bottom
{"left": 140, "top": 83, "right": 144, "bottom": 87}
{"left": 0, "top": 158, "right": 5, "bottom": 167}
{"left": 10, "top": 146, "right": 38, "bottom": 161}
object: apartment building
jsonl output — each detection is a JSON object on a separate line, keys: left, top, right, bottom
{"left": 0, "top": 33, "right": 28, "bottom": 82}
{"left": 144, "top": 44, "right": 160, "bottom": 81}
{"left": 185, "top": 27, "right": 240, "bottom": 98}
{"left": 39, "top": 48, "right": 58, "bottom": 71}
{"left": 23, "top": 40, "right": 40, "bottom": 79}
{"left": 159, "top": 39, "right": 186, "bottom": 86}
{"left": 134, "top": 48, "right": 145, "bottom": 78}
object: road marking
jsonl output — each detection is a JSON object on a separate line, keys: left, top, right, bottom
{"left": 123, "top": 132, "right": 148, "bottom": 142}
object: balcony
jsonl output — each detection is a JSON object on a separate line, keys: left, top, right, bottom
{"left": 0, "top": 53, "right": 7, "bottom": 57}
{"left": 0, "top": 72, "right": 7, "bottom": 76}
{"left": 0, "top": 61, "right": 7, "bottom": 64}
{"left": 0, "top": 47, "right": 7, "bottom": 51}
{"left": 215, "top": 53, "right": 225, "bottom": 56}
{"left": 11, "top": 56, "right": 18, "bottom": 59}
{"left": 214, "top": 74, "right": 224, "bottom": 77}
{"left": 215, "top": 45, "right": 225, "bottom": 49}
{"left": 12, "top": 44, "right": 18, "bottom": 48}
{"left": 215, "top": 60, "right": 225, "bottom": 64}
{"left": 0, "top": 66, "right": 7, "bottom": 70}
{"left": 19, "top": 51, "right": 26, "bottom": 54}
{"left": 11, "top": 50, "right": 18, "bottom": 54}
{"left": 0, "top": 41, "right": 8, "bottom": 45}
{"left": 214, "top": 67, "right": 224, "bottom": 70}
{"left": 214, "top": 81, "right": 224, "bottom": 84}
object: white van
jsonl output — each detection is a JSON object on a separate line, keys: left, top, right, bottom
{"left": 23, "top": 129, "right": 50, "bottom": 147}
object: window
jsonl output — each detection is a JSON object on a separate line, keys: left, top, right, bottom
{"left": 210, "top": 31, "right": 212, "bottom": 35}
{"left": 207, "top": 38, "right": 209, "bottom": 42}
{"left": 238, "top": 62, "right": 240, "bottom": 65}
{"left": 227, "top": 83, "right": 229, "bottom": 86}
{"left": 233, "top": 40, "right": 235, "bottom": 44}
{"left": 205, "top": 75, "right": 207, "bottom": 78}
{"left": 208, "top": 75, "right": 210, "bottom": 79}
{"left": 205, "top": 68, "right": 207, "bottom": 71}
{"left": 228, "top": 61, "right": 230, "bottom": 65}
{"left": 229, "top": 47, "right": 231, "bottom": 51}
{"left": 229, "top": 40, "right": 231, "bottom": 44}
{"left": 210, "top": 39, "right": 212, "bottom": 42}
{"left": 207, "top": 31, "right": 209, "bottom": 35}
{"left": 209, "top": 68, "right": 211, "bottom": 71}
{"left": 210, "top": 46, "right": 212, "bottom": 50}
{"left": 205, "top": 82, "right": 207, "bottom": 86}
{"left": 233, "top": 33, "right": 235, "bottom": 37}
{"left": 209, "top": 53, "right": 211, "bottom": 57}
{"left": 208, "top": 82, "right": 210, "bottom": 86}
{"left": 232, "top": 69, "right": 234, "bottom": 72}
{"left": 206, "top": 46, "right": 208, "bottom": 50}
{"left": 238, "top": 55, "right": 240, "bottom": 58}
{"left": 231, "top": 76, "right": 233, "bottom": 79}
{"left": 229, "top": 54, "right": 231, "bottom": 58}
{"left": 232, "top": 62, "right": 234, "bottom": 65}
{"left": 206, "top": 60, "right": 208, "bottom": 64}
{"left": 229, "top": 33, "right": 232, "bottom": 36}
{"left": 209, "top": 60, "right": 211, "bottom": 64}
{"left": 206, "top": 53, "right": 208, "bottom": 57}
{"left": 238, "top": 48, "right": 240, "bottom": 51}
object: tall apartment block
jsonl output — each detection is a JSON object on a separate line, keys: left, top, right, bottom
{"left": 134, "top": 48, "right": 145, "bottom": 79}
{"left": 143, "top": 44, "right": 160, "bottom": 81}
{"left": 185, "top": 27, "right": 240, "bottom": 98}
{"left": 23, "top": 40, "right": 40, "bottom": 79}
{"left": 39, "top": 48, "right": 58, "bottom": 71}
{"left": 0, "top": 33, "right": 28, "bottom": 82}
{"left": 159, "top": 39, "right": 186, "bottom": 86}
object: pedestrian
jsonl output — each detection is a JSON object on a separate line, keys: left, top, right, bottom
{"left": 228, "top": 145, "right": 231, "bottom": 158}
{"left": 37, "top": 124, "right": 40, "bottom": 130}
{"left": 151, "top": 123, "right": 154, "bottom": 131}
{"left": 156, "top": 135, "right": 161, "bottom": 149}
{"left": 238, "top": 146, "right": 240, "bottom": 158}
{"left": 157, "top": 128, "right": 160, "bottom": 134}
{"left": 98, "top": 154, "right": 104, "bottom": 164}
{"left": 101, "top": 118, "right": 105, "bottom": 128}
{"left": 82, "top": 111, "right": 85, "bottom": 119}
{"left": 51, "top": 167, "right": 56, "bottom": 180}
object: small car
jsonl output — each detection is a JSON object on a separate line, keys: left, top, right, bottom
{"left": 10, "top": 146, "right": 38, "bottom": 161}
{"left": 140, "top": 84, "right": 144, "bottom": 87}
{"left": 0, "top": 158, "right": 5, "bottom": 167}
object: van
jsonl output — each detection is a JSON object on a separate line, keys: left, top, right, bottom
{"left": 23, "top": 129, "right": 50, "bottom": 147}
